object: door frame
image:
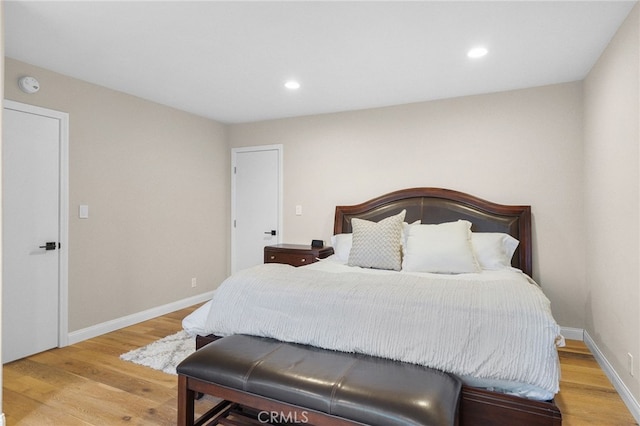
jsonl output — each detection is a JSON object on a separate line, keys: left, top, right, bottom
{"left": 3, "top": 99, "right": 69, "bottom": 348}
{"left": 230, "top": 144, "right": 283, "bottom": 273}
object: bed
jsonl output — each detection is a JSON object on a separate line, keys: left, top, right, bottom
{"left": 184, "top": 187, "right": 563, "bottom": 425}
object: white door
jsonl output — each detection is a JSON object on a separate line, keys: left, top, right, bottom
{"left": 231, "top": 145, "right": 282, "bottom": 273}
{"left": 2, "top": 101, "right": 69, "bottom": 363}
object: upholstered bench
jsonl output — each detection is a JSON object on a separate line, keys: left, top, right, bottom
{"left": 177, "top": 334, "right": 461, "bottom": 426}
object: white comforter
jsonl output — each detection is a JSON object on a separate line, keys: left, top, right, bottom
{"left": 195, "top": 260, "right": 562, "bottom": 400}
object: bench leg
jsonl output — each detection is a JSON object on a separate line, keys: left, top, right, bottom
{"left": 178, "top": 375, "right": 196, "bottom": 426}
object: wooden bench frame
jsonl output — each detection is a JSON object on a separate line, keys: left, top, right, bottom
{"left": 178, "top": 375, "right": 369, "bottom": 426}
{"left": 183, "top": 334, "right": 461, "bottom": 426}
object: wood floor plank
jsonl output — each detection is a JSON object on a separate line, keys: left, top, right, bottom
{"left": 28, "top": 349, "right": 177, "bottom": 403}
{"left": 3, "top": 388, "right": 92, "bottom": 426}
{"left": 560, "top": 364, "right": 615, "bottom": 389}
{"left": 3, "top": 305, "right": 637, "bottom": 425}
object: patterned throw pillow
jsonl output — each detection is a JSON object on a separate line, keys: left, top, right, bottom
{"left": 348, "top": 210, "right": 406, "bottom": 270}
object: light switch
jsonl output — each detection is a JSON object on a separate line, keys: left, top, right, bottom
{"left": 79, "top": 204, "right": 89, "bottom": 219}
{"left": 295, "top": 205, "right": 302, "bottom": 216}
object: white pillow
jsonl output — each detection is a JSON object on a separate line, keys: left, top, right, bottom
{"left": 471, "top": 232, "right": 519, "bottom": 270}
{"left": 402, "top": 220, "right": 480, "bottom": 274}
{"left": 330, "top": 233, "right": 353, "bottom": 262}
{"left": 348, "top": 210, "right": 406, "bottom": 270}
{"left": 402, "top": 220, "right": 420, "bottom": 254}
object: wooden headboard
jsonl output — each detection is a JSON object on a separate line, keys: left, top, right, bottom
{"left": 334, "top": 188, "right": 532, "bottom": 276}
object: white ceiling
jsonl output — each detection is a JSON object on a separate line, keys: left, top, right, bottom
{"left": 4, "top": 1, "right": 636, "bottom": 124}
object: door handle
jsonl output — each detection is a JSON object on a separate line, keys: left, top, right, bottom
{"left": 264, "top": 230, "right": 277, "bottom": 236}
{"left": 39, "top": 242, "right": 58, "bottom": 250}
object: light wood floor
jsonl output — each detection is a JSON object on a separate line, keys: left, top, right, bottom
{"left": 3, "top": 305, "right": 638, "bottom": 425}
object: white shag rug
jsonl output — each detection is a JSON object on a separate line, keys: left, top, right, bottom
{"left": 120, "top": 330, "right": 195, "bottom": 375}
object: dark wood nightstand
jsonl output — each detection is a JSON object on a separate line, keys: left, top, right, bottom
{"left": 264, "top": 244, "right": 334, "bottom": 267}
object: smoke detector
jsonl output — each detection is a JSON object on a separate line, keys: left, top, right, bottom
{"left": 18, "top": 76, "right": 40, "bottom": 94}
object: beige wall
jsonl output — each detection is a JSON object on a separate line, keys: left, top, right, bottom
{"left": 229, "top": 82, "right": 586, "bottom": 328}
{"left": 584, "top": 3, "right": 640, "bottom": 401}
{"left": 4, "top": 58, "right": 229, "bottom": 332}
{"left": 3, "top": 57, "right": 588, "bottom": 331}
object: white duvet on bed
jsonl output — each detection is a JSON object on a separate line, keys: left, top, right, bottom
{"left": 185, "top": 258, "right": 562, "bottom": 401}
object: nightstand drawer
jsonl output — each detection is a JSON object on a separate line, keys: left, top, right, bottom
{"left": 264, "top": 244, "right": 334, "bottom": 267}
{"left": 265, "top": 252, "right": 315, "bottom": 267}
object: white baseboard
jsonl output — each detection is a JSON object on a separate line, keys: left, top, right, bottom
{"left": 584, "top": 330, "right": 640, "bottom": 424}
{"left": 560, "top": 326, "right": 584, "bottom": 341}
{"left": 0, "top": 413, "right": 5, "bottom": 426}
{"left": 67, "top": 291, "right": 215, "bottom": 345}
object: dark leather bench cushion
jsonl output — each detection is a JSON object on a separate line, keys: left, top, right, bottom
{"left": 177, "top": 334, "right": 461, "bottom": 426}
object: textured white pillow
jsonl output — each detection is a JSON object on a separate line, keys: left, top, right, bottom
{"left": 348, "top": 210, "right": 406, "bottom": 270}
{"left": 333, "top": 219, "right": 418, "bottom": 264}
{"left": 472, "top": 232, "right": 519, "bottom": 270}
{"left": 402, "top": 220, "right": 480, "bottom": 274}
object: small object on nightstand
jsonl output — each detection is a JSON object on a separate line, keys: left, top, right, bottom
{"left": 311, "top": 239, "right": 324, "bottom": 248}
{"left": 264, "top": 244, "right": 334, "bottom": 267}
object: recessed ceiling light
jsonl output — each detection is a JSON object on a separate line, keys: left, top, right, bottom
{"left": 284, "top": 80, "right": 301, "bottom": 90}
{"left": 467, "top": 47, "right": 488, "bottom": 59}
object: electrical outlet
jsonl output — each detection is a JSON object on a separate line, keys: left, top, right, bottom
{"left": 628, "top": 353, "right": 634, "bottom": 376}
{"left": 191, "top": 277, "right": 197, "bottom": 288}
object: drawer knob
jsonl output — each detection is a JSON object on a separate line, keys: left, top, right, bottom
{"left": 300, "top": 258, "right": 306, "bottom": 262}
{"left": 270, "top": 255, "right": 275, "bottom": 260}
